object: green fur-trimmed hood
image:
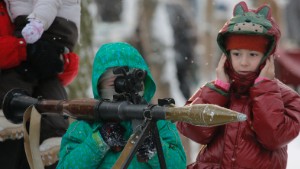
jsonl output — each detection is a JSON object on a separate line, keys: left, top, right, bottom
{"left": 217, "top": 1, "right": 281, "bottom": 63}
{"left": 92, "top": 42, "right": 156, "bottom": 102}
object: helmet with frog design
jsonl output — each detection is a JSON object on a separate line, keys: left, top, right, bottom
{"left": 217, "top": 1, "right": 281, "bottom": 63}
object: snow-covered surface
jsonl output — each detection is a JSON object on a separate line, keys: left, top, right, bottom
{"left": 151, "top": 3, "right": 187, "bottom": 106}
{"left": 287, "top": 135, "right": 300, "bottom": 169}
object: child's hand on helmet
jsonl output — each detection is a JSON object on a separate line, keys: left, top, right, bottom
{"left": 216, "top": 54, "right": 229, "bottom": 83}
{"left": 259, "top": 55, "right": 275, "bottom": 80}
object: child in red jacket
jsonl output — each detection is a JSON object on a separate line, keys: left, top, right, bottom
{"left": 177, "top": 1, "right": 300, "bottom": 169}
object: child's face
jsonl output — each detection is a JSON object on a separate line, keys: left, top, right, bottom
{"left": 97, "top": 68, "right": 119, "bottom": 100}
{"left": 230, "top": 49, "right": 264, "bottom": 75}
{"left": 99, "top": 75, "right": 116, "bottom": 89}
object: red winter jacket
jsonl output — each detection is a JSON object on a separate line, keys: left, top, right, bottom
{"left": 177, "top": 79, "right": 300, "bottom": 169}
{"left": 0, "top": 1, "right": 26, "bottom": 69}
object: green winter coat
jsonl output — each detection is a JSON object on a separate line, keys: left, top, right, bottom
{"left": 57, "top": 42, "right": 186, "bottom": 169}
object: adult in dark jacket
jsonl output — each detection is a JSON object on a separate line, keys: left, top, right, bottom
{"left": 177, "top": 1, "right": 300, "bottom": 169}
{"left": 0, "top": 0, "right": 79, "bottom": 168}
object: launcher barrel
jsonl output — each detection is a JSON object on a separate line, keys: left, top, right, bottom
{"left": 2, "top": 89, "right": 247, "bottom": 126}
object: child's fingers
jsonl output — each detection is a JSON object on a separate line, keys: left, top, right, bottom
{"left": 218, "top": 54, "right": 227, "bottom": 67}
{"left": 269, "top": 55, "right": 275, "bottom": 64}
{"left": 216, "top": 54, "right": 229, "bottom": 82}
{"left": 269, "top": 55, "right": 275, "bottom": 72}
{"left": 260, "top": 55, "right": 275, "bottom": 79}
{"left": 263, "top": 57, "right": 270, "bottom": 70}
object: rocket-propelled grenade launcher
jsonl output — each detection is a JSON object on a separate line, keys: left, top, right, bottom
{"left": 2, "top": 89, "right": 247, "bottom": 126}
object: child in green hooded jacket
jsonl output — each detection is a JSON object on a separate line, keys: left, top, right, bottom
{"left": 57, "top": 42, "right": 186, "bottom": 169}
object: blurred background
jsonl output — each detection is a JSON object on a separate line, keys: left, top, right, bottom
{"left": 68, "top": 0, "right": 300, "bottom": 168}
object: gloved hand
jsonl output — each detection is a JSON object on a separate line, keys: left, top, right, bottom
{"left": 26, "top": 39, "right": 64, "bottom": 79}
{"left": 57, "top": 52, "right": 80, "bottom": 86}
{"left": 99, "top": 123, "right": 127, "bottom": 152}
{"left": 137, "top": 132, "right": 157, "bottom": 162}
{"left": 21, "top": 19, "right": 44, "bottom": 44}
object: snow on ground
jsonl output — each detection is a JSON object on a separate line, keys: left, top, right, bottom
{"left": 287, "top": 135, "right": 300, "bottom": 169}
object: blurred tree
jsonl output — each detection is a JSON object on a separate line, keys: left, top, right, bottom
{"left": 95, "top": 0, "right": 122, "bottom": 22}
{"left": 166, "top": 3, "right": 198, "bottom": 99}
{"left": 66, "top": 0, "right": 94, "bottom": 99}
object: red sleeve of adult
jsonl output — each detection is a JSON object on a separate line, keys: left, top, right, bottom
{"left": 0, "top": 36, "right": 27, "bottom": 69}
{"left": 58, "top": 52, "right": 80, "bottom": 86}
{"left": 0, "top": 1, "right": 27, "bottom": 69}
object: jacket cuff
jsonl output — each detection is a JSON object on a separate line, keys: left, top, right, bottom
{"left": 92, "top": 131, "right": 110, "bottom": 151}
{"left": 214, "top": 79, "right": 230, "bottom": 91}
{"left": 57, "top": 52, "right": 79, "bottom": 86}
{"left": 205, "top": 82, "right": 229, "bottom": 97}
{"left": 254, "top": 77, "right": 269, "bottom": 84}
